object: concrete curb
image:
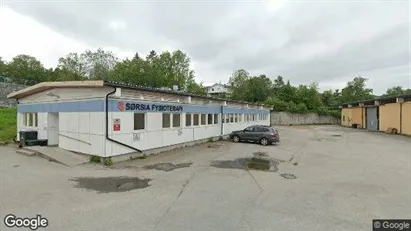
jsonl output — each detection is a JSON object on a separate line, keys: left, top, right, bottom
{"left": 16, "top": 148, "right": 68, "bottom": 166}
{"left": 16, "top": 149, "right": 36, "bottom": 156}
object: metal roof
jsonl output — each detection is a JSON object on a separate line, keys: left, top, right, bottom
{"left": 341, "top": 94, "right": 411, "bottom": 106}
{"left": 103, "top": 81, "right": 265, "bottom": 107}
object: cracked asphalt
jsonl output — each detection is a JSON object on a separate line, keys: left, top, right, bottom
{"left": 1, "top": 125, "right": 410, "bottom": 231}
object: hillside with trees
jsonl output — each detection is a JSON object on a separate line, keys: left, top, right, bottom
{"left": 1, "top": 48, "right": 410, "bottom": 117}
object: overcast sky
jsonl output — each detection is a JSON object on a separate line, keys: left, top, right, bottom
{"left": 0, "top": 0, "right": 409, "bottom": 95}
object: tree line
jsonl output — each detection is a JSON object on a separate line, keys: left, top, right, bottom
{"left": 1, "top": 48, "right": 410, "bottom": 117}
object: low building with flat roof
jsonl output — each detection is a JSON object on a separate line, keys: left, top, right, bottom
{"left": 340, "top": 94, "right": 411, "bottom": 135}
{"left": 7, "top": 81, "right": 271, "bottom": 160}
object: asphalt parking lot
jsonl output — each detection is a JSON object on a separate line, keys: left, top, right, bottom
{"left": 1, "top": 125, "right": 410, "bottom": 231}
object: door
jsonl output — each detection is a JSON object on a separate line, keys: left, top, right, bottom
{"left": 241, "top": 126, "right": 256, "bottom": 140}
{"left": 47, "top": 113, "right": 59, "bottom": 145}
{"left": 366, "top": 107, "right": 378, "bottom": 131}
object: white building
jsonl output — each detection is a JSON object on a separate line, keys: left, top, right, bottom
{"left": 7, "top": 81, "right": 270, "bottom": 160}
{"left": 205, "top": 83, "right": 231, "bottom": 97}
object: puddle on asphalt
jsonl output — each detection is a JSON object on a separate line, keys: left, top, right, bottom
{"left": 331, "top": 134, "right": 342, "bottom": 137}
{"left": 211, "top": 152, "right": 284, "bottom": 173}
{"left": 70, "top": 176, "right": 152, "bottom": 193}
{"left": 144, "top": 162, "right": 193, "bottom": 172}
{"left": 280, "top": 173, "right": 297, "bottom": 179}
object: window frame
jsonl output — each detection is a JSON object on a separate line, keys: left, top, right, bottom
{"left": 186, "top": 113, "right": 192, "bottom": 127}
{"left": 162, "top": 113, "right": 171, "bottom": 129}
{"left": 172, "top": 113, "right": 181, "bottom": 128}
{"left": 133, "top": 113, "right": 146, "bottom": 131}
{"left": 214, "top": 114, "right": 219, "bottom": 124}
{"left": 193, "top": 114, "right": 200, "bottom": 126}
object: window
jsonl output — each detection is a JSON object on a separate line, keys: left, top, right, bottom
{"left": 34, "top": 113, "right": 38, "bottom": 127}
{"left": 28, "top": 113, "right": 33, "bottom": 126}
{"left": 343, "top": 116, "right": 345, "bottom": 121}
{"left": 214, "top": 114, "right": 218, "bottom": 124}
{"left": 186, "top": 113, "right": 192, "bottom": 126}
{"left": 234, "top": 114, "right": 238, "bottom": 123}
{"left": 230, "top": 114, "right": 234, "bottom": 123}
{"left": 173, "top": 114, "right": 181, "bottom": 128}
{"left": 134, "top": 113, "right": 145, "bottom": 130}
{"left": 193, "top": 114, "right": 199, "bottom": 126}
{"left": 22, "top": 113, "right": 38, "bottom": 127}
{"left": 208, "top": 114, "right": 213, "bottom": 125}
{"left": 23, "top": 113, "right": 27, "bottom": 126}
{"left": 225, "top": 115, "right": 229, "bottom": 123}
{"left": 244, "top": 126, "right": 254, "bottom": 132}
{"left": 201, "top": 114, "right": 206, "bottom": 125}
{"left": 162, "top": 113, "right": 171, "bottom": 128}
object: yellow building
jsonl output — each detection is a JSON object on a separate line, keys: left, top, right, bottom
{"left": 340, "top": 95, "right": 411, "bottom": 135}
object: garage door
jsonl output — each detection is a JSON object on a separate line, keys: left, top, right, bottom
{"left": 366, "top": 107, "right": 378, "bottom": 131}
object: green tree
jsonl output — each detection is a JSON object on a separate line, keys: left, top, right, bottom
{"left": 82, "top": 48, "right": 118, "bottom": 80}
{"left": 384, "top": 86, "right": 411, "bottom": 97}
{"left": 57, "top": 53, "right": 87, "bottom": 79}
{"left": 340, "top": 76, "right": 374, "bottom": 103}
{"left": 6, "top": 54, "right": 47, "bottom": 84}
{"left": 228, "top": 69, "right": 250, "bottom": 101}
{"left": 0, "top": 57, "right": 6, "bottom": 77}
{"left": 243, "top": 75, "right": 272, "bottom": 103}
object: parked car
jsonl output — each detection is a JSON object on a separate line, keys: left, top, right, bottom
{"left": 229, "top": 125, "right": 280, "bottom": 146}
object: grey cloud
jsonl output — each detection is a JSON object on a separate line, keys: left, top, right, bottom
{"left": 6, "top": 0, "right": 410, "bottom": 93}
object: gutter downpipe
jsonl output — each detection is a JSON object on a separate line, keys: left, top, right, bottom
{"left": 105, "top": 87, "right": 142, "bottom": 156}
{"left": 400, "top": 102, "right": 403, "bottom": 134}
{"left": 220, "top": 105, "right": 224, "bottom": 136}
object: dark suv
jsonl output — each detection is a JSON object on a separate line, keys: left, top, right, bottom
{"left": 229, "top": 125, "right": 280, "bottom": 146}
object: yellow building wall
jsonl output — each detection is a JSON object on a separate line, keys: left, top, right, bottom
{"left": 401, "top": 102, "right": 411, "bottom": 135}
{"left": 341, "top": 108, "right": 351, "bottom": 126}
{"left": 379, "top": 103, "right": 401, "bottom": 132}
{"left": 351, "top": 107, "right": 363, "bottom": 128}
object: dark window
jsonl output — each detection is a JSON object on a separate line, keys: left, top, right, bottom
{"left": 214, "top": 114, "right": 218, "bottom": 124}
{"left": 134, "top": 113, "right": 145, "bottom": 130}
{"left": 173, "top": 114, "right": 180, "bottom": 127}
{"left": 193, "top": 114, "right": 199, "bottom": 126}
{"left": 162, "top": 113, "right": 171, "bottom": 128}
{"left": 186, "top": 113, "right": 192, "bottom": 126}
{"left": 208, "top": 114, "right": 213, "bottom": 125}
{"left": 244, "top": 126, "right": 253, "bottom": 132}
{"left": 343, "top": 116, "right": 345, "bottom": 121}
{"left": 201, "top": 114, "right": 206, "bottom": 125}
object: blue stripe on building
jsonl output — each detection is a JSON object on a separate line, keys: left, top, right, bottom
{"left": 17, "top": 100, "right": 105, "bottom": 113}
{"left": 17, "top": 99, "right": 270, "bottom": 114}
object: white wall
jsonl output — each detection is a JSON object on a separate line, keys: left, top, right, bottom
{"left": 58, "top": 112, "right": 105, "bottom": 156}
{"left": 105, "top": 112, "right": 224, "bottom": 157}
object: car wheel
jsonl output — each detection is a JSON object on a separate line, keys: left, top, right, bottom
{"left": 233, "top": 135, "right": 240, "bottom": 143}
{"left": 260, "top": 138, "right": 269, "bottom": 146}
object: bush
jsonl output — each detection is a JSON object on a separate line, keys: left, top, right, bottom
{"left": 103, "top": 158, "right": 113, "bottom": 166}
{"left": 90, "top": 155, "right": 101, "bottom": 163}
{"left": 0, "top": 108, "right": 17, "bottom": 142}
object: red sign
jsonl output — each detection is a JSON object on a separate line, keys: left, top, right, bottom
{"left": 113, "top": 118, "right": 121, "bottom": 131}
{"left": 113, "top": 124, "right": 120, "bottom": 131}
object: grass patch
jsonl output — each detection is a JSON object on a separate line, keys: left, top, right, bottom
{"left": 0, "top": 107, "right": 17, "bottom": 143}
